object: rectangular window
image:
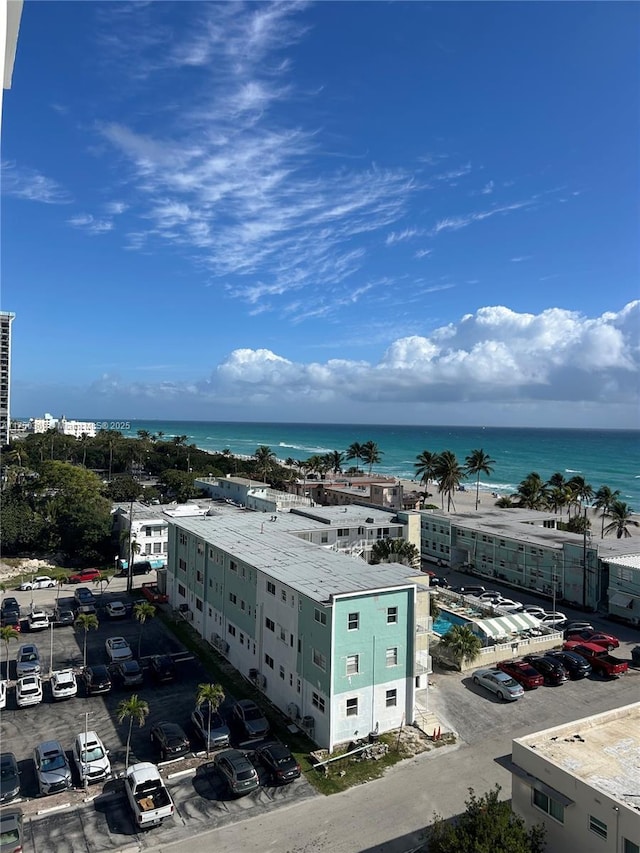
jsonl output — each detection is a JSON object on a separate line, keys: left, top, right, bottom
{"left": 195, "top": 598, "right": 203, "bottom": 612}
{"left": 281, "top": 589, "right": 287, "bottom": 602}
{"left": 265, "top": 617, "right": 275, "bottom": 632}
{"left": 346, "top": 697, "right": 358, "bottom": 717}
{"left": 624, "top": 840, "right": 640, "bottom": 853}
{"left": 197, "top": 541, "right": 204, "bottom": 555}
{"left": 312, "top": 649, "right": 327, "bottom": 671}
{"left": 589, "top": 816, "right": 607, "bottom": 840}
{"left": 321, "top": 533, "right": 328, "bottom": 544}
{"left": 240, "top": 600, "right": 246, "bottom": 611}
{"left": 346, "top": 654, "right": 359, "bottom": 675}
{"left": 297, "top": 678, "right": 301, "bottom": 693}
{"left": 196, "top": 570, "right": 203, "bottom": 583}
{"left": 348, "top": 612, "right": 359, "bottom": 630}
{"left": 228, "top": 624, "right": 236, "bottom": 637}
{"left": 239, "top": 633, "right": 244, "bottom": 645}
{"left": 177, "top": 583, "right": 186, "bottom": 597}
{"left": 265, "top": 654, "right": 274, "bottom": 669}
{"left": 532, "top": 789, "right": 564, "bottom": 824}
{"left": 229, "top": 592, "right": 237, "bottom": 605}
{"left": 230, "top": 560, "right": 237, "bottom": 572}
{"left": 267, "top": 581, "right": 276, "bottom": 595}
{"left": 386, "top": 647, "right": 398, "bottom": 667}
{"left": 311, "top": 692, "right": 325, "bottom": 712}
{"left": 279, "top": 626, "right": 287, "bottom": 643}
{"left": 337, "top": 528, "right": 349, "bottom": 537}
{"left": 289, "top": 673, "right": 293, "bottom": 687}
{"left": 314, "top": 608, "right": 327, "bottom": 625}
{"left": 153, "top": 542, "right": 162, "bottom": 554}
{"left": 179, "top": 532, "right": 187, "bottom": 545}
{"left": 178, "top": 558, "right": 187, "bottom": 572}
{"left": 387, "top": 606, "right": 398, "bottom": 624}
{"left": 279, "top": 665, "right": 285, "bottom": 680}
{"left": 385, "top": 689, "right": 397, "bottom": 707}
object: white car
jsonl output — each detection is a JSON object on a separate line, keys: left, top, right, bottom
{"left": 72, "top": 730, "right": 111, "bottom": 784}
{"left": 105, "top": 601, "right": 127, "bottom": 619}
{"left": 522, "top": 605, "right": 547, "bottom": 618}
{"left": 538, "top": 611, "right": 567, "bottom": 628}
{"left": 0, "top": 679, "right": 6, "bottom": 710}
{"left": 28, "top": 609, "right": 50, "bottom": 631}
{"left": 16, "top": 674, "right": 43, "bottom": 708}
{"left": 105, "top": 637, "right": 133, "bottom": 663}
{"left": 18, "top": 576, "right": 57, "bottom": 591}
{"left": 50, "top": 669, "right": 78, "bottom": 701}
{"left": 494, "top": 598, "right": 525, "bottom": 613}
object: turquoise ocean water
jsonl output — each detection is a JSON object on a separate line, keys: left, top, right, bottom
{"left": 108, "top": 421, "right": 639, "bottom": 508}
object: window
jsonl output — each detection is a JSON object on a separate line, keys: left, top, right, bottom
{"left": 281, "top": 589, "right": 287, "bottom": 602}
{"left": 229, "top": 592, "right": 237, "bottom": 605}
{"left": 197, "top": 541, "right": 204, "bottom": 555}
{"left": 346, "top": 697, "right": 358, "bottom": 717}
{"left": 386, "top": 647, "right": 398, "bottom": 667}
{"left": 311, "top": 692, "right": 325, "bottom": 712}
{"left": 240, "top": 600, "right": 245, "bottom": 611}
{"left": 312, "top": 649, "right": 327, "bottom": 671}
{"left": 348, "top": 612, "right": 359, "bottom": 630}
{"left": 346, "top": 654, "right": 359, "bottom": 675}
{"left": 196, "top": 570, "right": 203, "bottom": 583}
{"left": 179, "top": 532, "right": 187, "bottom": 546}
{"left": 589, "top": 816, "right": 607, "bottom": 840}
{"left": 195, "top": 598, "right": 203, "bottom": 612}
{"left": 387, "top": 606, "right": 398, "bottom": 624}
{"left": 239, "top": 633, "right": 244, "bottom": 645}
{"left": 289, "top": 673, "right": 293, "bottom": 686}
{"left": 337, "top": 528, "right": 349, "bottom": 537}
{"left": 177, "top": 583, "right": 186, "bottom": 597}
{"left": 178, "top": 558, "right": 187, "bottom": 572}
{"left": 228, "top": 624, "right": 236, "bottom": 637}
{"left": 279, "top": 665, "right": 285, "bottom": 680}
{"left": 153, "top": 542, "right": 162, "bottom": 554}
{"left": 265, "top": 617, "right": 275, "bottom": 632}
{"left": 297, "top": 678, "right": 301, "bottom": 693}
{"left": 532, "top": 789, "right": 564, "bottom": 823}
{"left": 279, "top": 626, "right": 287, "bottom": 643}
{"left": 265, "top": 654, "right": 274, "bottom": 669}
{"left": 624, "top": 840, "right": 640, "bottom": 853}
{"left": 320, "top": 533, "right": 328, "bottom": 544}
{"left": 314, "top": 608, "right": 327, "bottom": 625}
{"left": 230, "top": 560, "right": 237, "bottom": 572}
{"left": 385, "top": 689, "right": 397, "bottom": 707}
{"left": 267, "top": 581, "right": 276, "bottom": 595}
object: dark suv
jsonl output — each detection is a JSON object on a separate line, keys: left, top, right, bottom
{"left": 545, "top": 649, "right": 592, "bottom": 679}
{"left": 82, "top": 665, "right": 112, "bottom": 696}
{"left": 214, "top": 749, "right": 259, "bottom": 796}
{"left": 523, "top": 654, "right": 568, "bottom": 685}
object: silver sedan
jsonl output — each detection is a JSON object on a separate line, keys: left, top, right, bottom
{"left": 472, "top": 668, "right": 525, "bottom": 701}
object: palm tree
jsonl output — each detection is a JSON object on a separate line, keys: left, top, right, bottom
{"left": 567, "top": 475, "right": 594, "bottom": 516}
{"left": 370, "top": 538, "right": 420, "bottom": 569}
{"left": 439, "top": 625, "right": 482, "bottom": 669}
{"left": 1, "top": 625, "right": 20, "bottom": 679}
{"left": 253, "top": 445, "right": 276, "bottom": 482}
{"left": 117, "top": 694, "right": 150, "bottom": 769}
{"left": 465, "top": 449, "right": 495, "bottom": 511}
{"left": 74, "top": 611, "right": 99, "bottom": 668}
{"left": 346, "top": 442, "right": 364, "bottom": 473}
{"left": 127, "top": 540, "right": 141, "bottom": 594}
{"left": 429, "top": 593, "right": 440, "bottom": 623}
{"left": 326, "top": 450, "right": 344, "bottom": 475}
{"left": 513, "top": 473, "right": 548, "bottom": 510}
{"left": 434, "top": 450, "right": 465, "bottom": 511}
{"left": 593, "top": 485, "right": 621, "bottom": 538}
{"left": 195, "top": 682, "right": 225, "bottom": 758}
{"left": 361, "top": 441, "right": 383, "bottom": 475}
{"left": 414, "top": 450, "right": 439, "bottom": 490}
{"left": 133, "top": 601, "right": 156, "bottom": 658}
{"left": 603, "top": 501, "right": 640, "bottom": 539}
{"left": 137, "top": 430, "right": 152, "bottom": 441}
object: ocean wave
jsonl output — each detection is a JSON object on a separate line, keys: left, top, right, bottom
{"left": 277, "top": 441, "right": 333, "bottom": 454}
{"left": 565, "top": 468, "right": 582, "bottom": 474}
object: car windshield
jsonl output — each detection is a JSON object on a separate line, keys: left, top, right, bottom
{"left": 22, "top": 684, "right": 38, "bottom": 694}
{"left": 0, "top": 828, "right": 19, "bottom": 844}
{"left": 56, "top": 675, "right": 74, "bottom": 686}
{"left": 81, "top": 746, "right": 104, "bottom": 762}
{"left": 243, "top": 706, "right": 263, "bottom": 721}
{"left": 499, "top": 675, "right": 518, "bottom": 687}
{"left": 20, "top": 652, "right": 37, "bottom": 661}
{"left": 111, "top": 640, "right": 127, "bottom": 649}
{"left": 273, "top": 753, "right": 292, "bottom": 766}
{"left": 236, "top": 768, "right": 255, "bottom": 781}
{"left": 42, "top": 754, "right": 66, "bottom": 771}
{"left": 1, "top": 762, "right": 16, "bottom": 779}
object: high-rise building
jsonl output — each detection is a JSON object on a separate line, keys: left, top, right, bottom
{"left": 0, "top": 311, "right": 15, "bottom": 445}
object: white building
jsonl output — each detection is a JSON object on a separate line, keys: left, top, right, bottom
{"left": 56, "top": 416, "right": 96, "bottom": 438}
{"left": 29, "top": 413, "right": 58, "bottom": 433}
{"left": 511, "top": 703, "right": 640, "bottom": 853}
{"left": 0, "top": 311, "right": 14, "bottom": 445}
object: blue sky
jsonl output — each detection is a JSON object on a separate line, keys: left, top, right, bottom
{"left": 2, "top": 1, "right": 638, "bottom": 429}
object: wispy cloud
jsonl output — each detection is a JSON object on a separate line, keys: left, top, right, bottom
{"left": 386, "top": 227, "right": 419, "bottom": 245}
{"left": 430, "top": 199, "right": 535, "bottom": 236}
{"left": 480, "top": 180, "right": 494, "bottom": 195}
{"left": 104, "top": 201, "right": 128, "bottom": 215}
{"left": 67, "top": 213, "right": 114, "bottom": 234}
{"left": 433, "top": 162, "right": 472, "bottom": 182}
{"left": 1, "top": 161, "right": 72, "bottom": 204}
{"left": 415, "top": 248, "right": 433, "bottom": 259}
{"left": 510, "top": 255, "right": 532, "bottom": 263}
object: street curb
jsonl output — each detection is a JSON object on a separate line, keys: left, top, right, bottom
{"left": 36, "top": 801, "right": 71, "bottom": 816}
{"left": 166, "top": 767, "right": 197, "bottom": 780}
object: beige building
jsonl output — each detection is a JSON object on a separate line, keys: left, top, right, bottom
{"left": 511, "top": 703, "right": 640, "bottom": 853}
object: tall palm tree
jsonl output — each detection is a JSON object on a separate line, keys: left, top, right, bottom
{"left": 593, "top": 485, "right": 621, "bottom": 538}
{"left": 137, "top": 430, "right": 152, "bottom": 441}
{"left": 253, "top": 445, "right": 276, "bottom": 482}
{"left": 603, "top": 501, "right": 640, "bottom": 539}
{"left": 346, "top": 442, "right": 364, "bottom": 473}
{"left": 326, "top": 450, "right": 344, "bottom": 475}
{"left": 439, "top": 625, "right": 482, "bottom": 669}
{"left": 74, "top": 611, "right": 99, "bottom": 668}
{"left": 127, "top": 540, "right": 141, "bottom": 594}
{"left": 133, "top": 601, "right": 156, "bottom": 658}
{"left": 434, "top": 450, "right": 465, "bottom": 512}
{"left": 567, "top": 475, "right": 594, "bottom": 516}
{"left": 465, "top": 449, "right": 495, "bottom": 511}
{"left": 370, "top": 538, "right": 420, "bottom": 569}
{"left": 195, "top": 682, "right": 225, "bottom": 758}
{"left": 1, "top": 625, "right": 20, "bottom": 679}
{"left": 361, "top": 441, "right": 383, "bottom": 475}
{"left": 414, "top": 450, "right": 439, "bottom": 490}
{"left": 513, "top": 473, "right": 548, "bottom": 510}
{"left": 117, "top": 694, "right": 150, "bottom": 769}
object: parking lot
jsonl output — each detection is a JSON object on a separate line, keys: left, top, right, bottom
{"left": 1, "top": 578, "right": 316, "bottom": 851}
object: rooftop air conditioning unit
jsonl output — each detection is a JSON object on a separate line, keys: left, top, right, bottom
{"left": 366, "top": 517, "right": 374, "bottom": 523}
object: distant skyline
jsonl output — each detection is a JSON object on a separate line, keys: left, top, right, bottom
{"left": 2, "top": 2, "right": 638, "bottom": 429}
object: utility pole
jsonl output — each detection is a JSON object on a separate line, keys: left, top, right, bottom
{"left": 582, "top": 506, "right": 588, "bottom": 609}
{"left": 83, "top": 710, "right": 91, "bottom": 792}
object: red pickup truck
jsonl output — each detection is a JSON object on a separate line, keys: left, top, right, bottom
{"left": 141, "top": 582, "right": 169, "bottom": 604}
{"left": 563, "top": 641, "right": 628, "bottom": 677}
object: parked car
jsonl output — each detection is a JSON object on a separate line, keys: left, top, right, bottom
{"left": 82, "top": 665, "right": 112, "bottom": 696}
{"left": 72, "top": 731, "right": 111, "bottom": 784}
{"left": 477, "top": 591, "right": 502, "bottom": 602}
{"left": 0, "top": 681, "right": 5, "bottom": 711}
{"left": 50, "top": 669, "right": 78, "bottom": 700}
{"left": 545, "top": 649, "right": 592, "bottom": 679}
{"left": 0, "top": 611, "right": 21, "bottom": 631}
{"left": 496, "top": 659, "right": 544, "bottom": 689}
{"left": 75, "top": 603, "right": 97, "bottom": 617}
{"left": 429, "top": 576, "right": 450, "bottom": 588}
{"left": 18, "top": 575, "right": 57, "bottom": 591}
{"left": 74, "top": 587, "right": 96, "bottom": 607}
{"left": 52, "top": 607, "right": 75, "bottom": 627}
{"left": 16, "top": 643, "right": 40, "bottom": 677}
{"left": 150, "top": 722, "right": 191, "bottom": 760}
{"left": 0, "top": 808, "right": 23, "bottom": 853}
{"left": 564, "top": 629, "right": 619, "bottom": 650}
{"left": 232, "top": 699, "right": 270, "bottom": 739}
{"left": 522, "top": 654, "right": 568, "bottom": 685}
{"left": 33, "top": 740, "right": 72, "bottom": 796}
{"left": 562, "top": 620, "right": 594, "bottom": 638}
{"left": 214, "top": 749, "right": 260, "bottom": 797}
{"left": 149, "top": 654, "right": 177, "bottom": 683}
{"left": 0, "top": 753, "right": 21, "bottom": 803}
{"left": 28, "top": 609, "right": 49, "bottom": 632}
{"left": 537, "top": 612, "right": 567, "bottom": 628}
{"left": 493, "top": 597, "right": 525, "bottom": 613}
{"left": 1, "top": 597, "right": 20, "bottom": 616}
{"left": 191, "top": 706, "right": 231, "bottom": 751}
{"left": 105, "top": 637, "right": 133, "bottom": 663}
{"left": 254, "top": 742, "right": 301, "bottom": 784}
{"left": 451, "top": 585, "right": 486, "bottom": 597}
{"left": 16, "top": 674, "right": 42, "bottom": 707}
{"left": 109, "top": 660, "right": 144, "bottom": 688}
{"left": 67, "top": 568, "right": 102, "bottom": 584}
{"left": 471, "top": 668, "right": 524, "bottom": 701}
{"left": 562, "top": 642, "right": 628, "bottom": 677}
{"left": 522, "top": 605, "right": 548, "bottom": 618}
{"left": 105, "top": 601, "right": 127, "bottom": 619}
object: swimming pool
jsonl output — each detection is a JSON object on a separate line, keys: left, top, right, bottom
{"left": 433, "top": 608, "right": 476, "bottom": 636}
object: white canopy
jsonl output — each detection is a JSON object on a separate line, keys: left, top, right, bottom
{"left": 474, "top": 612, "right": 543, "bottom": 640}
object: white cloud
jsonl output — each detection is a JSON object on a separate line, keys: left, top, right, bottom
{"left": 1, "top": 161, "right": 71, "bottom": 204}
{"left": 415, "top": 248, "right": 433, "bottom": 259}
{"left": 430, "top": 199, "right": 534, "bottom": 236}
{"left": 386, "top": 227, "right": 420, "bottom": 245}
{"left": 481, "top": 180, "right": 494, "bottom": 195}
{"left": 510, "top": 255, "right": 532, "bottom": 263}
{"left": 104, "top": 201, "right": 129, "bottom": 215}
{"left": 67, "top": 213, "right": 114, "bottom": 234}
